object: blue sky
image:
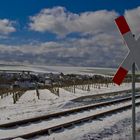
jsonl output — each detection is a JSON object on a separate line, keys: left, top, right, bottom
{"left": 0, "top": 0, "right": 139, "bottom": 67}
{"left": 1, "top": 0, "right": 139, "bottom": 43}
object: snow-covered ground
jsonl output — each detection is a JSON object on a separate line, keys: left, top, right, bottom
{"left": 75, "top": 82, "right": 140, "bottom": 96}
{"left": 0, "top": 64, "right": 116, "bottom": 75}
{"left": 35, "top": 106, "right": 140, "bottom": 140}
{"left": 1, "top": 97, "right": 140, "bottom": 139}
{"left": 0, "top": 83, "right": 140, "bottom": 123}
{"left": 0, "top": 82, "right": 140, "bottom": 139}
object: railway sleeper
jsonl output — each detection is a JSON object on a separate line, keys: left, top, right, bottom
{"left": 51, "top": 126, "right": 64, "bottom": 133}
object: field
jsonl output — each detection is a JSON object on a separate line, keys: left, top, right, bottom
{"left": 0, "top": 65, "right": 140, "bottom": 140}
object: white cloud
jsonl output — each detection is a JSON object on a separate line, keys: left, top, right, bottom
{"left": 0, "top": 19, "right": 16, "bottom": 35}
{"left": 29, "top": 6, "right": 118, "bottom": 37}
{"left": 0, "top": 34, "right": 126, "bottom": 67}
{"left": 125, "top": 6, "right": 140, "bottom": 38}
{"left": 2, "top": 6, "right": 140, "bottom": 67}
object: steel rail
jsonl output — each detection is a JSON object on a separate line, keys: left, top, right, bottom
{"left": 2, "top": 101, "right": 140, "bottom": 140}
{"left": 0, "top": 94, "right": 140, "bottom": 128}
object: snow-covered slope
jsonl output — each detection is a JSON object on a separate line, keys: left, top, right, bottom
{"left": 0, "top": 82, "right": 140, "bottom": 140}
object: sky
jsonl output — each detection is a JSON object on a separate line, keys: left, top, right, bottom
{"left": 0, "top": 0, "right": 140, "bottom": 68}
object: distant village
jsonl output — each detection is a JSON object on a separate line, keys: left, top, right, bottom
{"left": 0, "top": 69, "right": 136, "bottom": 91}
{"left": 0, "top": 71, "right": 114, "bottom": 90}
{"left": 0, "top": 70, "right": 139, "bottom": 104}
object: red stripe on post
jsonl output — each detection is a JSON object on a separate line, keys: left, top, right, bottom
{"left": 115, "top": 16, "right": 130, "bottom": 35}
{"left": 113, "top": 67, "right": 128, "bottom": 85}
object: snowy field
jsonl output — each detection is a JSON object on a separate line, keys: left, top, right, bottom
{"left": 34, "top": 106, "right": 140, "bottom": 140}
{"left": 0, "top": 83, "right": 140, "bottom": 124}
{"left": 0, "top": 64, "right": 116, "bottom": 75}
{"left": 0, "top": 82, "right": 140, "bottom": 139}
{"left": 0, "top": 65, "right": 140, "bottom": 139}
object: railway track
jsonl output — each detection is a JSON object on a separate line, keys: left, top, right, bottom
{"left": 0, "top": 94, "right": 140, "bottom": 139}
{"left": 72, "top": 88, "right": 140, "bottom": 101}
{"left": 1, "top": 101, "right": 140, "bottom": 140}
{"left": 0, "top": 94, "right": 140, "bottom": 129}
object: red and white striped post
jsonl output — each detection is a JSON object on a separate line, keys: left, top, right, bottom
{"left": 113, "top": 16, "right": 136, "bottom": 140}
{"left": 113, "top": 16, "right": 132, "bottom": 85}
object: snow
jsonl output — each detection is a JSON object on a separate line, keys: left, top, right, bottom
{"left": 0, "top": 64, "right": 116, "bottom": 75}
{"left": 34, "top": 106, "right": 140, "bottom": 140}
{"left": 75, "top": 82, "right": 140, "bottom": 97}
{"left": 0, "top": 97, "right": 139, "bottom": 139}
{"left": 0, "top": 82, "right": 140, "bottom": 139}
{"left": 0, "top": 88, "right": 79, "bottom": 123}
{"left": 0, "top": 83, "right": 138, "bottom": 123}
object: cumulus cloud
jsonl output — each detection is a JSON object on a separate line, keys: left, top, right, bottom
{"left": 29, "top": 6, "right": 118, "bottom": 37}
{"left": 0, "top": 33, "right": 127, "bottom": 67}
{"left": 27, "top": 7, "right": 126, "bottom": 67}
{"left": 0, "top": 19, "right": 16, "bottom": 35}
{"left": 2, "top": 6, "right": 140, "bottom": 67}
{"left": 125, "top": 7, "right": 140, "bottom": 38}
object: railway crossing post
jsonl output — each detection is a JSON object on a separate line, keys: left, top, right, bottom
{"left": 132, "top": 62, "right": 136, "bottom": 140}
{"left": 112, "top": 16, "right": 140, "bottom": 140}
